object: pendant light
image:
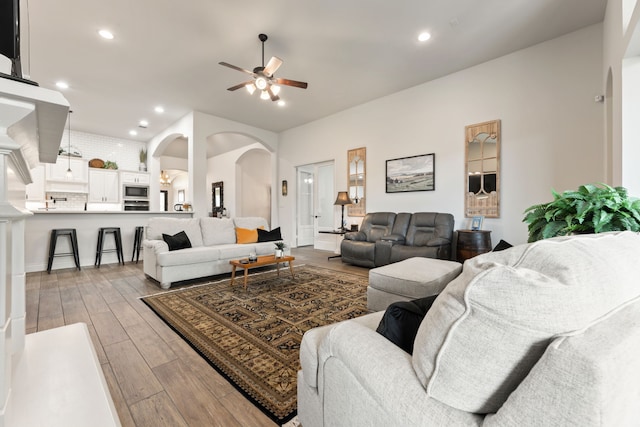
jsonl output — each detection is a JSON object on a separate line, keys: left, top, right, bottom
{"left": 65, "top": 110, "right": 73, "bottom": 179}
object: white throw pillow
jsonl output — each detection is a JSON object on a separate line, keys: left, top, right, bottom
{"left": 200, "top": 217, "right": 236, "bottom": 246}
{"left": 146, "top": 217, "right": 204, "bottom": 247}
{"left": 412, "top": 231, "right": 640, "bottom": 413}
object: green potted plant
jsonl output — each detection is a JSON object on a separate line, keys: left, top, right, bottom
{"left": 139, "top": 148, "right": 147, "bottom": 171}
{"left": 523, "top": 183, "right": 640, "bottom": 242}
{"left": 274, "top": 242, "right": 286, "bottom": 258}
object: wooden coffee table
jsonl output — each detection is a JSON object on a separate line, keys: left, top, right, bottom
{"left": 229, "top": 255, "right": 296, "bottom": 289}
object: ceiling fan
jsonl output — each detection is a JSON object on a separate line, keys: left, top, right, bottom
{"left": 219, "top": 34, "right": 308, "bottom": 102}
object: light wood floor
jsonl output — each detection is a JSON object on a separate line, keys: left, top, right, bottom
{"left": 26, "top": 247, "right": 368, "bottom": 427}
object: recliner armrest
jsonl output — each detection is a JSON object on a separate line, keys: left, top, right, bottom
{"left": 426, "top": 237, "right": 450, "bottom": 247}
{"left": 380, "top": 234, "right": 406, "bottom": 244}
{"left": 344, "top": 231, "right": 366, "bottom": 241}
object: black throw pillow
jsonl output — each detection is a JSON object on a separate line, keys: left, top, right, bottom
{"left": 492, "top": 239, "right": 513, "bottom": 252}
{"left": 376, "top": 294, "right": 439, "bottom": 354}
{"left": 257, "top": 227, "right": 282, "bottom": 242}
{"left": 162, "top": 231, "right": 192, "bottom": 251}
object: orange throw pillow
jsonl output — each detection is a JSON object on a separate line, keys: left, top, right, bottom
{"left": 235, "top": 227, "right": 264, "bottom": 244}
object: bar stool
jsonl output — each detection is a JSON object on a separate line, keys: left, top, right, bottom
{"left": 95, "top": 227, "right": 124, "bottom": 268}
{"left": 132, "top": 226, "right": 144, "bottom": 263}
{"left": 47, "top": 229, "right": 81, "bottom": 273}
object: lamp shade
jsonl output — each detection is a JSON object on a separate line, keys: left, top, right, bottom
{"left": 334, "top": 191, "right": 353, "bottom": 206}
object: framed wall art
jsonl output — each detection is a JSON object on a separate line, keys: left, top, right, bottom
{"left": 386, "top": 153, "right": 435, "bottom": 193}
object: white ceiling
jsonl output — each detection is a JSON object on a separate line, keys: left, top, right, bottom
{"left": 25, "top": 0, "right": 607, "bottom": 143}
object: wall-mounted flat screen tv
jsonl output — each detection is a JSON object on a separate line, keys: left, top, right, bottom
{"left": 0, "top": 0, "right": 37, "bottom": 85}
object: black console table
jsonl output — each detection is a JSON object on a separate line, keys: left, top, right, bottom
{"left": 319, "top": 230, "right": 347, "bottom": 260}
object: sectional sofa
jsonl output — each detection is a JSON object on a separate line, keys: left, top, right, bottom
{"left": 142, "top": 216, "right": 281, "bottom": 289}
{"left": 299, "top": 231, "right": 640, "bottom": 426}
{"left": 340, "top": 212, "right": 455, "bottom": 267}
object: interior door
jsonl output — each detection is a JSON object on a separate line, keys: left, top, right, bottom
{"left": 296, "top": 162, "right": 335, "bottom": 249}
{"left": 297, "top": 169, "right": 314, "bottom": 246}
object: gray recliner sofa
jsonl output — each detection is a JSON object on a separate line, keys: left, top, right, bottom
{"left": 340, "top": 212, "right": 454, "bottom": 267}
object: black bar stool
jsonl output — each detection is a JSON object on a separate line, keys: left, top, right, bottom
{"left": 47, "top": 229, "right": 81, "bottom": 273}
{"left": 132, "top": 226, "right": 144, "bottom": 263}
{"left": 95, "top": 227, "right": 124, "bottom": 267}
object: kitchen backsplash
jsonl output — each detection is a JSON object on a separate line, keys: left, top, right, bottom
{"left": 46, "top": 192, "right": 87, "bottom": 210}
{"left": 61, "top": 129, "right": 147, "bottom": 172}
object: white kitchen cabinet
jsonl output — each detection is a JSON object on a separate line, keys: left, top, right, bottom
{"left": 89, "top": 169, "right": 120, "bottom": 202}
{"left": 25, "top": 165, "right": 46, "bottom": 201}
{"left": 46, "top": 156, "right": 88, "bottom": 183}
{"left": 121, "top": 171, "right": 149, "bottom": 185}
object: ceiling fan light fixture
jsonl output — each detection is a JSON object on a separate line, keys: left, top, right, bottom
{"left": 260, "top": 90, "right": 270, "bottom": 100}
{"left": 271, "top": 84, "right": 280, "bottom": 96}
{"left": 245, "top": 83, "right": 256, "bottom": 95}
{"left": 255, "top": 77, "right": 268, "bottom": 90}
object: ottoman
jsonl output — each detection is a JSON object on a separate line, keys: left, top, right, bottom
{"left": 367, "top": 257, "right": 462, "bottom": 312}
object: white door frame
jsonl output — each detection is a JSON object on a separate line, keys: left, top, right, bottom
{"left": 296, "top": 161, "right": 335, "bottom": 249}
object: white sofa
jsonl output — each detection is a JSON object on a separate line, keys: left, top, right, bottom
{"left": 298, "top": 231, "right": 640, "bottom": 426}
{"left": 143, "top": 216, "right": 281, "bottom": 289}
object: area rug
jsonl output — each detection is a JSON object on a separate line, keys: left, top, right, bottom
{"left": 141, "top": 265, "right": 369, "bottom": 425}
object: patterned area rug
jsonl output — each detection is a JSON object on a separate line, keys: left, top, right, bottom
{"left": 141, "top": 265, "right": 369, "bottom": 425}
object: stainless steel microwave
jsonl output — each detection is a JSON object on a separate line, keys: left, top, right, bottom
{"left": 123, "top": 184, "right": 149, "bottom": 199}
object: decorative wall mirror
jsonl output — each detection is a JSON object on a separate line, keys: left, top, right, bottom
{"left": 347, "top": 147, "right": 366, "bottom": 216}
{"left": 465, "top": 120, "right": 500, "bottom": 218}
{"left": 212, "top": 181, "right": 224, "bottom": 214}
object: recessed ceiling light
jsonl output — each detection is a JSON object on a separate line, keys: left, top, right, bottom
{"left": 154, "top": 106, "right": 164, "bottom": 114}
{"left": 55, "top": 81, "right": 69, "bottom": 89}
{"left": 138, "top": 120, "right": 149, "bottom": 128}
{"left": 98, "top": 29, "right": 114, "bottom": 40}
{"left": 129, "top": 130, "right": 138, "bottom": 136}
{"left": 418, "top": 32, "right": 431, "bottom": 42}
{"left": 278, "top": 100, "right": 286, "bottom": 107}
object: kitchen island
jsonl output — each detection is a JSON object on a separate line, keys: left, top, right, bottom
{"left": 26, "top": 210, "right": 193, "bottom": 272}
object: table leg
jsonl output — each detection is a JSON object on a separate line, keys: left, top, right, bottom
{"left": 289, "top": 260, "right": 295, "bottom": 279}
{"left": 243, "top": 269, "right": 249, "bottom": 290}
{"left": 276, "top": 262, "right": 281, "bottom": 277}
{"left": 230, "top": 265, "right": 237, "bottom": 286}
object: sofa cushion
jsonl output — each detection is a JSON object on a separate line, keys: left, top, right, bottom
{"left": 234, "top": 217, "right": 269, "bottom": 231}
{"left": 257, "top": 227, "right": 282, "bottom": 242}
{"left": 147, "top": 217, "right": 204, "bottom": 247}
{"left": 412, "top": 231, "right": 640, "bottom": 414}
{"left": 162, "top": 231, "right": 192, "bottom": 251}
{"left": 200, "top": 218, "right": 236, "bottom": 246}
{"left": 376, "top": 295, "right": 438, "bottom": 354}
{"left": 156, "top": 246, "right": 221, "bottom": 267}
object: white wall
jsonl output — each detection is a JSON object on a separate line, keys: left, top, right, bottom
{"left": 622, "top": 57, "right": 640, "bottom": 196}
{"left": 236, "top": 149, "right": 271, "bottom": 221}
{"left": 604, "top": 0, "right": 640, "bottom": 195}
{"left": 207, "top": 142, "right": 267, "bottom": 218}
{"left": 279, "top": 24, "right": 604, "bottom": 247}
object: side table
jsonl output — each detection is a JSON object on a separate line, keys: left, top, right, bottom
{"left": 319, "top": 230, "right": 347, "bottom": 260}
{"left": 456, "top": 229, "right": 492, "bottom": 263}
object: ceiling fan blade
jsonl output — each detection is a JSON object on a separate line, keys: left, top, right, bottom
{"left": 263, "top": 56, "right": 283, "bottom": 77}
{"left": 219, "top": 62, "right": 255, "bottom": 76}
{"left": 275, "top": 78, "right": 308, "bottom": 89}
{"left": 267, "top": 86, "right": 280, "bottom": 102}
{"left": 227, "top": 81, "right": 254, "bottom": 91}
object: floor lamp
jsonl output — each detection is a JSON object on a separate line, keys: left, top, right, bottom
{"left": 334, "top": 191, "right": 353, "bottom": 231}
